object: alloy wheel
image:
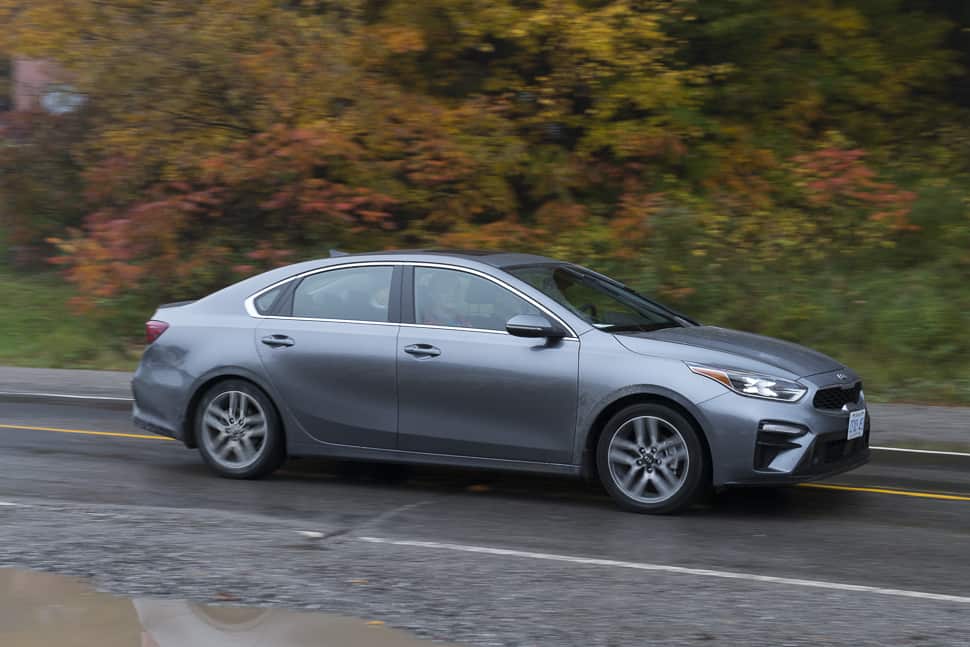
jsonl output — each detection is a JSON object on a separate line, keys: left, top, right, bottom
{"left": 606, "top": 416, "right": 690, "bottom": 504}
{"left": 200, "top": 390, "right": 268, "bottom": 470}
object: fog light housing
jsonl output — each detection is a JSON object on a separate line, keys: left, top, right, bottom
{"left": 755, "top": 421, "right": 810, "bottom": 471}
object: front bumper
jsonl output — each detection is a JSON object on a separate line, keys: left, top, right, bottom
{"left": 726, "top": 428, "right": 870, "bottom": 486}
{"left": 699, "top": 369, "right": 870, "bottom": 486}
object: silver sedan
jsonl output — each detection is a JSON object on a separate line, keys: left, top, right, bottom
{"left": 133, "top": 250, "right": 869, "bottom": 513}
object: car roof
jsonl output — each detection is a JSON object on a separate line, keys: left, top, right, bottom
{"left": 328, "top": 249, "right": 559, "bottom": 268}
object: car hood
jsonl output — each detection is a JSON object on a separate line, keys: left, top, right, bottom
{"left": 614, "top": 326, "right": 843, "bottom": 378}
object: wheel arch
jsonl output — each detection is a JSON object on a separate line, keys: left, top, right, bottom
{"left": 180, "top": 367, "right": 284, "bottom": 450}
{"left": 579, "top": 389, "right": 714, "bottom": 484}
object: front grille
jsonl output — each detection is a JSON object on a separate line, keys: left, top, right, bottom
{"left": 813, "top": 382, "right": 862, "bottom": 410}
{"left": 798, "top": 422, "right": 870, "bottom": 474}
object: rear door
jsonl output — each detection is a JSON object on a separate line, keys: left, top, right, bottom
{"left": 396, "top": 265, "right": 580, "bottom": 464}
{"left": 255, "top": 263, "right": 401, "bottom": 448}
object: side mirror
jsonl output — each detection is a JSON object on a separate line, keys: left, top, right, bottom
{"left": 506, "top": 314, "right": 565, "bottom": 339}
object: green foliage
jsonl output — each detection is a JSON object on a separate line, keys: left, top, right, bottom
{"left": 0, "top": 114, "right": 87, "bottom": 267}
{"left": 0, "top": 55, "right": 10, "bottom": 112}
{"left": 683, "top": 1, "right": 959, "bottom": 140}
{"left": 0, "top": 269, "right": 137, "bottom": 369}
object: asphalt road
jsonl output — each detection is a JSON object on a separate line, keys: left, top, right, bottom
{"left": 1, "top": 399, "right": 969, "bottom": 646}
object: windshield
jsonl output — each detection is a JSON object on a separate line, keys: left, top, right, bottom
{"left": 507, "top": 264, "right": 689, "bottom": 333}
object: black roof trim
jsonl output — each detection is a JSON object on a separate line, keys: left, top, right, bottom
{"left": 341, "top": 248, "right": 498, "bottom": 257}
{"left": 331, "top": 249, "right": 558, "bottom": 267}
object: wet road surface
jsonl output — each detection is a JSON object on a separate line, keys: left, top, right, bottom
{"left": 0, "top": 401, "right": 968, "bottom": 646}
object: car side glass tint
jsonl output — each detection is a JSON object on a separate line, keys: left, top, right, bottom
{"left": 414, "top": 267, "right": 540, "bottom": 331}
{"left": 292, "top": 266, "right": 394, "bottom": 322}
{"left": 253, "top": 284, "right": 286, "bottom": 315}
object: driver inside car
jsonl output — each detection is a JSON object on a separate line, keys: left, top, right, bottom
{"left": 420, "top": 271, "right": 472, "bottom": 328}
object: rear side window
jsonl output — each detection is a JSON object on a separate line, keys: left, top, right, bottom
{"left": 292, "top": 266, "right": 393, "bottom": 322}
{"left": 253, "top": 284, "right": 286, "bottom": 315}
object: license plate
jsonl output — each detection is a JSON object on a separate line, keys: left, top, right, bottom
{"left": 847, "top": 409, "right": 866, "bottom": 440}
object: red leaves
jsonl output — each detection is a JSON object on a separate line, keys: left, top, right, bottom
{"left": 57, "top": 121, "right": 409, "bottom": 310}
{"left": 792, "top": 148, "right": 918, "bottom": 232}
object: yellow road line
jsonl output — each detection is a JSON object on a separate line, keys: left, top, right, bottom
{"left": 0, "top": 423, "right": 174, "bottom": 441}
{"left": 799, "top": 482, "right": 970, "bottom": 501}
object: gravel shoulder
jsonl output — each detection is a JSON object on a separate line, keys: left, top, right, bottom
{"left": 0, "top": 366, "right": 132, "bottom": 398}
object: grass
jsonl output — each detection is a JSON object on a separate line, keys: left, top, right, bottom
{"left": 0, "top": 269, "right": 138, "bottom": 371}
{"left": 663, "top": 267, "right": 970, "bottom": 407}
{"left": 684, "top": 276, "right": 970, "bottom": 406}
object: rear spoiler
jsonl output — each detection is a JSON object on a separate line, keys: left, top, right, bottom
{"left": 157, "top": 300, "right": 197, "bottom": 309}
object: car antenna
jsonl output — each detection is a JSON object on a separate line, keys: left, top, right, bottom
{"left": 329, "top": 249, "right": 350, "bottom": 258}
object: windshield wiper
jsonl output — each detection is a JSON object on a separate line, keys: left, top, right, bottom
{"left": 602, "top": 323, "right": 682, "bottom": 334}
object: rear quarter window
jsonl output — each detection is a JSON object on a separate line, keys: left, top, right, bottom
{"left": 253, "top": 284, "right": 286, "bottom": 315}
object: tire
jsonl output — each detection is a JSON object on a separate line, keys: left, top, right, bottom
{"left": 596, "top": 403, "right": 708, "bottom": 514}
{"left": 194, "top": 379, "right": 286, "bottom": 479}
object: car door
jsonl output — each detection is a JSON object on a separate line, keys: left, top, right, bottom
{"left": 397, "top": 265, "right": 580, "bottom": 464}
{"left": 255, "top": 263, "right": 400, "bottom": 449}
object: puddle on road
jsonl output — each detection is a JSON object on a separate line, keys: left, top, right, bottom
{"left": 0, "top": 568, "right": 454, "bottom": 646}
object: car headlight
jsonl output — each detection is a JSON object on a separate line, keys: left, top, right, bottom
{"left": 687, "top": 364, "right": 807, "bottom": 402}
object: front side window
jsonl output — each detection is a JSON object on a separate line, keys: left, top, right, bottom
{"left": 414, "top": 267, "right": 540, "bottom": 331}
{"left": 508, "top": 265, "right": 684, "bottom": 333}
{"left": 292, "top": 266, "right": 393, "bottom": 322}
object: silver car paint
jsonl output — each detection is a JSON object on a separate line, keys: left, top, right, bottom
{"left": 132, "top": 251, "right": 869, "bottom": 485}
{"left": 397, "top": 326, "right": 579, "bottom": 463}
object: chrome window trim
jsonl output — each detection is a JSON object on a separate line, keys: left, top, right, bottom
{"left": 249, "top": 315, "right": 400, "bottom": 328}
{"left": 243, "top": 260, "right": 579, "bottom": 340}
{"left": 401, "top": 322, "right": 514, "bottom": 336}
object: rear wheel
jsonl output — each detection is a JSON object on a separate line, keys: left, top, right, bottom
{"left": 596, "top": 403, "right": 707, "bottom": 514}
{"left": 195, "top": 380, "right": 285, "bottom": 479}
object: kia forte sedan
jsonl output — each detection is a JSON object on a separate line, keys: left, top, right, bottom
{"left": 133, "top": 250, "right": 869, "bottom": 513}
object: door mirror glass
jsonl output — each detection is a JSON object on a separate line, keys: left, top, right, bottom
{"left": 506, "top": 314, "right": 564, "bottom": 338}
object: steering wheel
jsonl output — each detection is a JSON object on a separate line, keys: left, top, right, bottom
{"left": 579, "top": 303, "right": 599, "bottom": 319}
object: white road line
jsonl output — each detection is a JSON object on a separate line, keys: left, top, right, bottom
{"left": 0, "top": 391, "right": 133, "bottom": 403}
{"left": 872, "top": 446, "right": 970, "bottom": 458}
{"left": 358, "top": 536, "right": 970, "bottom": 604}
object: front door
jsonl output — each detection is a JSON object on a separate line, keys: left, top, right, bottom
{"left": 256, "top": 264, "right": 399, "bottom": 448}
{"left": 397, "top": 266, "right": 579, "bottom": 464}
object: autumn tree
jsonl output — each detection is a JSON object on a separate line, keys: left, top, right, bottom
{"left": 0, "top": 0, "right": 960, "bottom": 316}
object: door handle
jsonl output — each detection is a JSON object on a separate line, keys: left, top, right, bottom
{"left": 261, "top": 334, "right": 295, "bottom": 348}
{"left": 403, "top": 343, "right": 441, "bottom": 358}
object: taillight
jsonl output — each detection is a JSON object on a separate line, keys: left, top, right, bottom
{"left": 145, "top": 320, "right": 170, "bottom": 344}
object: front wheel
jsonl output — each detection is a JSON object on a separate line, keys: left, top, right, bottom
{"left": 596, "top": 403, "right": 708, "bottom": 514}
{"left": 195, "top": 380, "right": 285, "bottom": 479}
